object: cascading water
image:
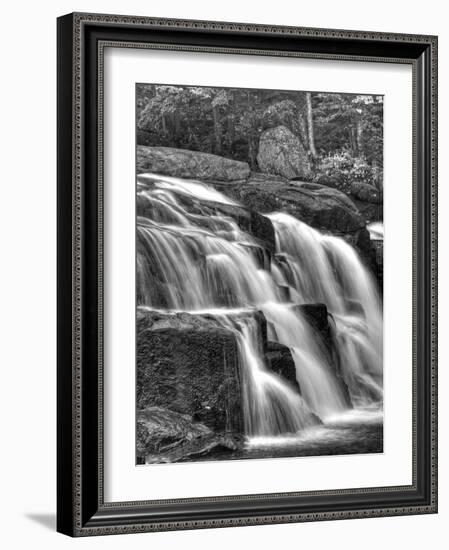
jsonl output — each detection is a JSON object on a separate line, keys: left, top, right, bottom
{"left": 268, "top": 213, "right": 383, "bottom": 407}
{"left": 261, "top": 303, "right": 348, "bottom": 419}
{"left": 226, "top": 315, "right": 317, "bottom": 436}
{"left": 137, "top": 173, "right": 383, "bottom": 442}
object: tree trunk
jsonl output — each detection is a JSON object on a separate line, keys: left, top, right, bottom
{"left": 227, "top": 94, "right": 236, "bottom": 152}
{"left": 173, "top": 109, "right": 181, "bottom": 147}
{"left": 305, "top": 93, "right": 317, "bottom": 158}
{"left": 296, "top": 110, "right": 309, "bottom": 152}
{"left": 349, "top": 127, "right": 358, "bottom": 157}
{"left": 245, "top": 91, "right": 256, "bottom": 167}
{"left": 356, "top": 117, "right": 364, "bottom": 158}
{"left": 248, "top": 138, "right": 257, "bottom": 170}
{"left": 212, "top": 106, "right": 222, "bottom": 155}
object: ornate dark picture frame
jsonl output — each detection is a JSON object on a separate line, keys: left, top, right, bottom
{"left": 57, "top": 12, "right": 438, "bottom": 537}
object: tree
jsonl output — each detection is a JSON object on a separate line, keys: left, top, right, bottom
{"left": 312, "top": 92, "right": 383, "bottom": 166}
{"left": 305, "top": 92, "right": 317, "bottom": 158}
{"left": 136, "top": 84, "right": 383, "bottom": 182}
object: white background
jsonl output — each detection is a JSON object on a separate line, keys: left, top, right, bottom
{"left": 104, "top": 49, "right": 412, "bottom": 501}
{"left": 0, "top": 0, "right": 446, "bottom": 548}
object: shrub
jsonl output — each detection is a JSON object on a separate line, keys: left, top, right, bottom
{"left": 314, "top": 151, "right": 382, "bottom": 192}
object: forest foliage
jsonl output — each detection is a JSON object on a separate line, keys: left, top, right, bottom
{"left": 136, "top": 84, "right": 383, "bottom": 189}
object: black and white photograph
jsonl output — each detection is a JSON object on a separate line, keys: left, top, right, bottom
{"left": 135, "top": 84, "right": 384, "bottom": 464}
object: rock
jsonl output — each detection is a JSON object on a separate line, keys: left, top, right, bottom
{"left": 352, "top": 228, "right": 382, "bottom": 290}
{"left": 350, "top": 181, "right": 383, "bottom": 204}
{"left": 327, "top": 227, "right": 381, "bottom": 292}
{"left": 137, "top": 310, "right": 243, "bottom": 433}
{"left": 137, "top": 178, "right": 276, "bottom": 254}
{"left": 276, "top": 285, "right": 290, "bottom": 302}
{"left": 136, "top": 407, "right": 211, "bottom": 459}
{"left": 297, "top": 303, "right": 330, "bottom": 335}
{"left": 289, "top": 303, "right": 333, "bottom": 351}
{"left": 257, "top": 126, "right": 312, "bottom": 180}
{"left": 371, "top": 240, "right": 383, "bottom": 288}
{"left": 137, "top": 407, "right": 244, "bottom": 463}
{"left": 290, "top": 303, "right": 352, "bottom": 407}
{"left": 288, "top": 183, "right": 365, "bottom": 231}
{"left": 288, "top": 303, "right": 331, "bottom": 349}
{"left": 314, "top": 173, "right": 346, "bottom": 191}
{"left": 245, "top": 171, "right": 288, "bottom": 185}
{"left": 137, "top": 145, "right": 250, "bottom": 182}
{"left": 238, "top": 243, "right": 270, "bottom": 270}
{"left": 136, "top": 129, "right": 153, "bottom": 146}
{"left": 231, "top": 178, "right": 365, "bottom": 233}
{"left": 352, "top": 198, "right": 383, "bottom": 224}
{"left": 211, "top": 203, "right": 275, "bottom": 253}
{"left": 250, "top": 309, "right": 269, "bottom": 347}
{"left": 147, "top": 433, "right": 244, "bottom": 463}
{"left": 354, "top": 226, "right": 375, "bottom": 261}
{"left": 248, "top": 210, "right": 276, "bottom": 254}
{"left": 265, "top": 341, "right": 300, "bottom": 393}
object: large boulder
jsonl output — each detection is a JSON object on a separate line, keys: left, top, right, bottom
{"left": 137, "top": 407, "right": 243, "bottom": 463}
{"left": 137, "top": 145, "right": 250, "bottom": 182}
{"left": 230, "top": 178, "right": 365, "bottom": 233}
{"left": 257, "top": 126, "right": 312, "bottom": 180}
{"left": 136, "top": 309, "right": 243, "bottom": 433}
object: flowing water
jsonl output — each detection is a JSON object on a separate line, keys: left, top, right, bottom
{"left": 137, "top": 173, "right": 383, "bottom": 454}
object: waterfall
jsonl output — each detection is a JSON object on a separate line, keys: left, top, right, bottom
{"left": 268, "top": 213, "right": 383, "bottom": 406}
{"left": 224, "top": 314, "right": 317, "bottom": 436}
{"left": 261, "top": 303, "right": 348, "bottom": 419}
{"left": 137, "top": 173, "right": 383, "bottom": 438}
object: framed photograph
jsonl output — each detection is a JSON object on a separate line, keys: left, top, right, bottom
{"left": 57, "top": 12, "right": 438, "bottom": 536}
